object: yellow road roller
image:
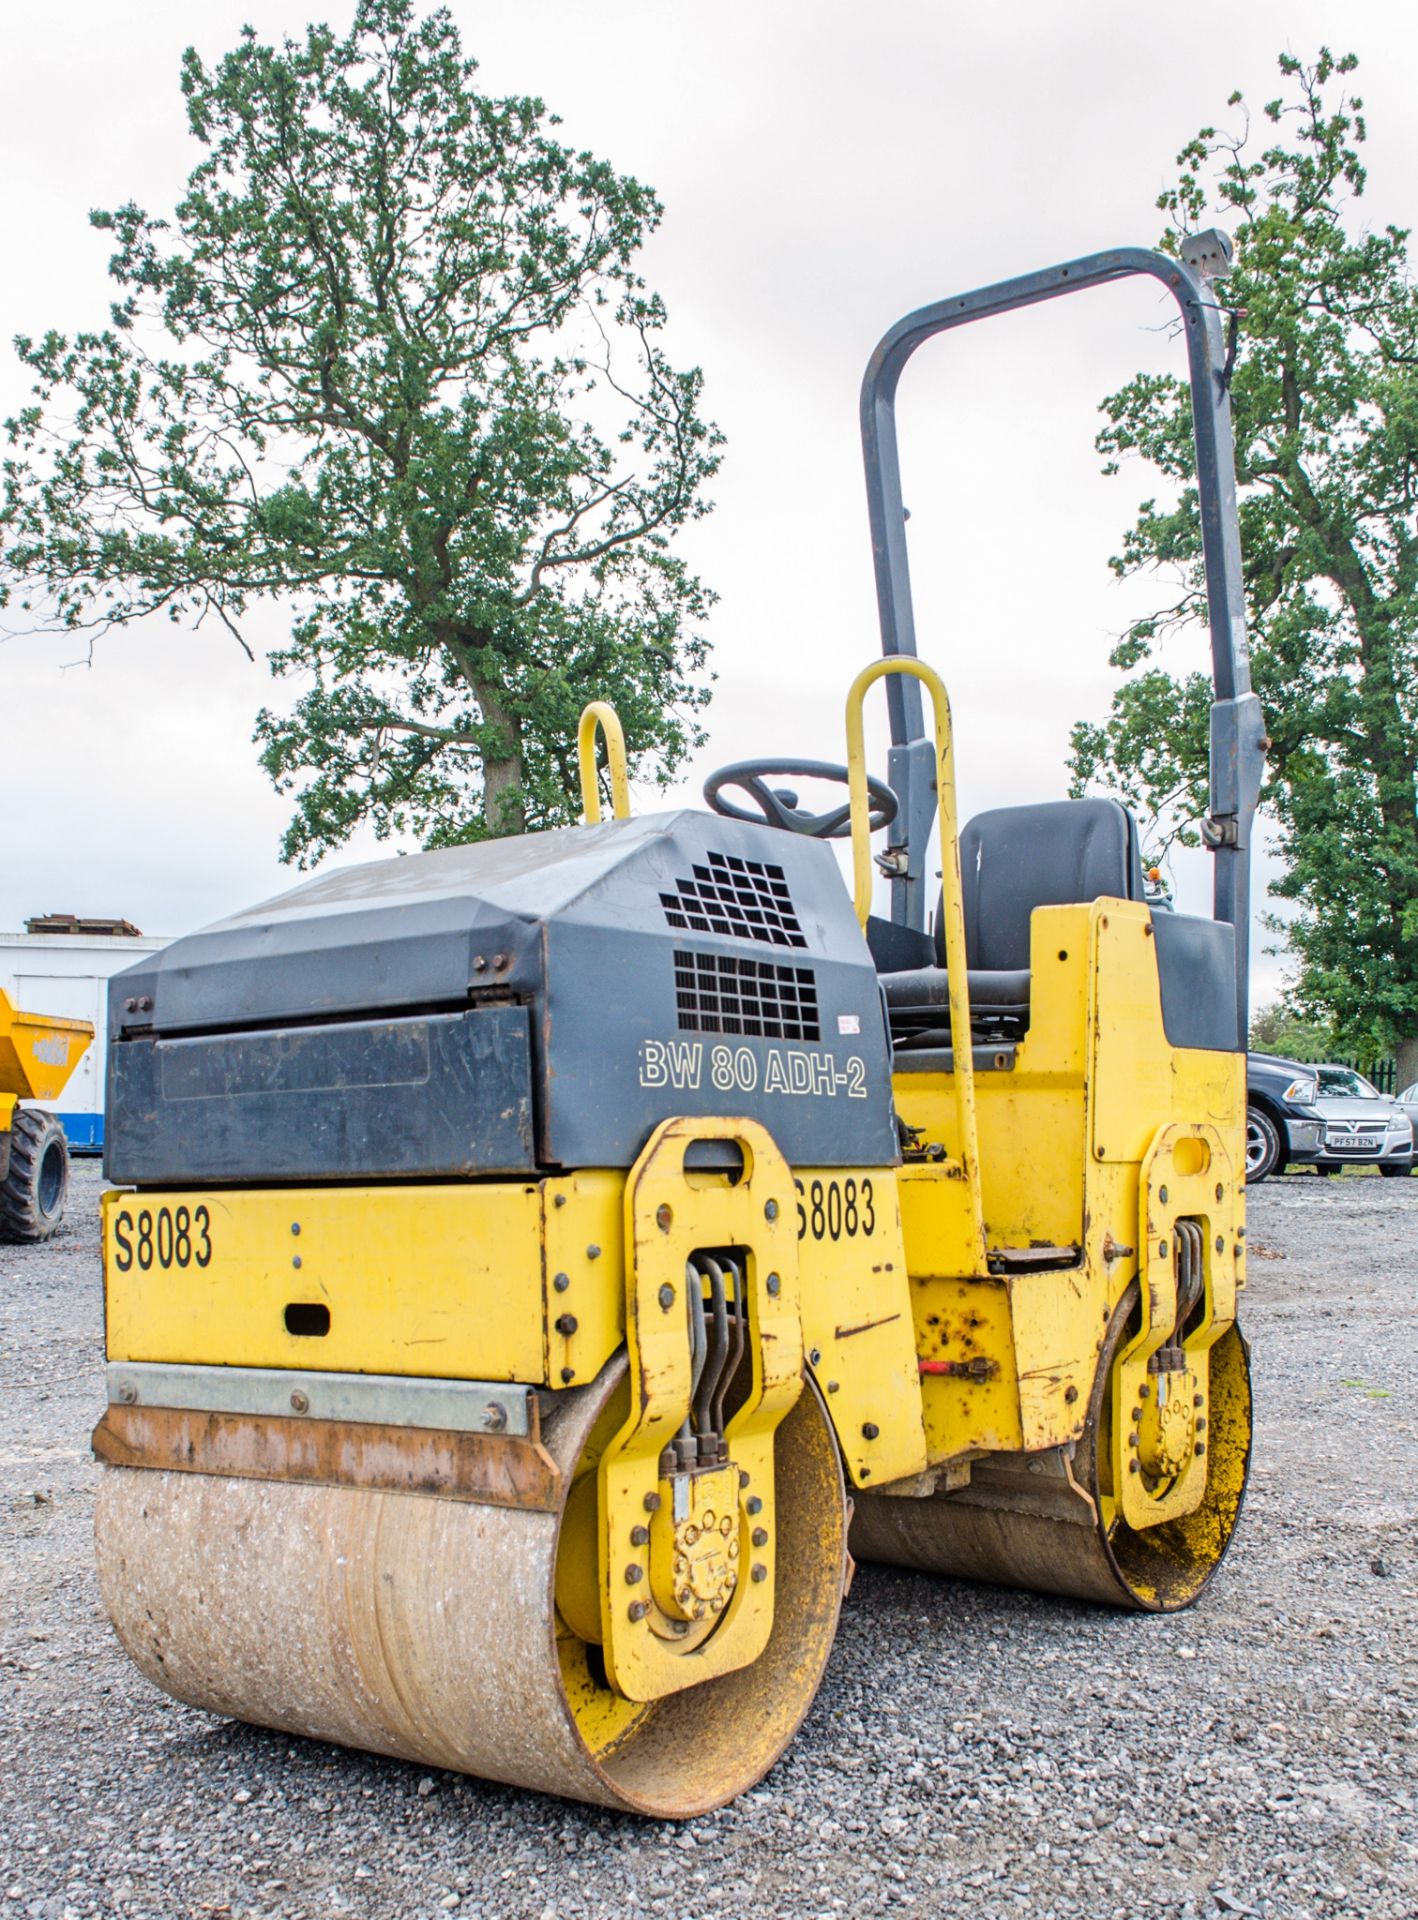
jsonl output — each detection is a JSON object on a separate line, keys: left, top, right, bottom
{"left": 92, "top": 236, "right": 1266, "bottom": 1817}
{"left": 0, "top": 987, "right": 92, "bottom": 1241}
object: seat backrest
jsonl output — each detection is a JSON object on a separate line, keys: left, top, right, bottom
{"left": 941, "top": 798, "right": 1145, "bottom": 971}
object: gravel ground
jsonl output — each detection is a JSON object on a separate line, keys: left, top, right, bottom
{"left": 2, "top": 1161, "right": 1415, "bottom": 1920}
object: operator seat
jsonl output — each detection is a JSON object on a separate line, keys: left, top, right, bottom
{"left": 882, "top": 797, "right": 1144, "bottom": 1045}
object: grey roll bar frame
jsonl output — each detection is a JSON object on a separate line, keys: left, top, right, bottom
{"left": 860, "top": 242, "right": 1266, "bottom": 1041}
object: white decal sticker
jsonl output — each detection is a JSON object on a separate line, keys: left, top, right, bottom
{"left": 837, "top": 1014, "right": 861, "bottom": 1035}
{"left": 639, "top": 1040, "right": 869, "bottom": 1099}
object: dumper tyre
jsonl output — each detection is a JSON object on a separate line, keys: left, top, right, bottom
{"left": 0, "top": 1108, "right": 70, "bottom": 1243}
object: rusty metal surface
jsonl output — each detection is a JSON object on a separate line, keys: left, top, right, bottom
{"left": 94, "top": 1358, "right": 850, "bottom": 1817}
{"left": 92, "top": 1404, "right": 562, "bottom": 1512}
{"left": 854, "top": 1291, "right": 1252, "bottom": 1614}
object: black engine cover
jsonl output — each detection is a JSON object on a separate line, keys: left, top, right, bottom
{"left": 106, "top": 811, "right": 897, "bottom": 1182}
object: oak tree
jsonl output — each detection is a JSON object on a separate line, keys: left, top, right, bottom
{"left": 1069, "top": 51, "right": 1418, "bottom": 1082}
{"left": 1, "top": 0, "right": 721, "bottom": 859}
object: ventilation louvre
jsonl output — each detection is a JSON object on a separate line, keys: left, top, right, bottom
{"left": 673, "top": 951, "right": 820, "bottom": 1041}
{"left": 661, "top": 851, "right": 807, "bottom": 949}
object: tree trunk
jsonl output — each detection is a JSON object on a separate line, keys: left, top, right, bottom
{"left": 471, "top": 675, "right": 526, "bottom": 837}
{"left": 1394, "top": 1035, "right": 1418, "bottom": 1096}
{"left": 445, "top": 634, "right": 527, "bottom": 838}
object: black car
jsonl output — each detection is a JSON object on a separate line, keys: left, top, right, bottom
{"left": 1246, "top": 1053, "right": 1326, "bottom": 1182}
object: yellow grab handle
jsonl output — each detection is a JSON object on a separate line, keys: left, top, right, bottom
{"left": 845, "top": 657, "right": 985, "bottom": 1264}
{"left": 577, "top": 701, "right": 631, "bottom": 823}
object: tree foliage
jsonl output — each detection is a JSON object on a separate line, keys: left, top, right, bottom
{"left": 1248, "top": 998, "right": 1339, "bottom": 1061}
{"left": 1068, "top": 51, "right": 1418, "bottom": 1080}
{"left": 1, "top": 0, "right": 721, "bottom": 859}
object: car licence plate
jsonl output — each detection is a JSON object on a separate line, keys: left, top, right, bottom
{"left": 1330, "top": 1133, "right": 1381, "bottom": 1151}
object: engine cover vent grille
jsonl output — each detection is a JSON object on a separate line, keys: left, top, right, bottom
{"left": 673, "top": 951, "right": 820, "bottom": 1041}
{"left": 661, "top": 851, "right": 807, "bottom": 949}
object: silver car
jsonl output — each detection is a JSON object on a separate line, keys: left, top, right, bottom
{"left": 1312, "top": 1066, "right": 1413, "bottom": 1177}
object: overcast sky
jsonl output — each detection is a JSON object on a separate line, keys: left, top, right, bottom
{"left": 3, "top": 0, "right": 1416, "bottom": 1007}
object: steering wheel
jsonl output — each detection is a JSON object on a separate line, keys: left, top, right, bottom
{"left": 703, "top": 758, "right": 898, "bottom": 840}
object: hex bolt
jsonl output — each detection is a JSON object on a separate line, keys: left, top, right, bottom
{"left": 1159, "top": 1186, "right": 1169, "bottom": 1206}
{"left": 555, "top": 1313, "right": 578, "bottom": 1336}
{"left": 746, "top": 1495, "right": 763, "bottom": 1515}
{"left": 482, "top": 1403, "right": 508, "bottom": 1432}
{"left": 1128, "top": 1433, "right": 1139, "bottom": 1449}
{"left": 828, "top": 1380, "right": 840, "bottom": 1394}
{"left": 751, "top": 1526, "right": 768, "bottom": 1548}
{"left": 473, "top": 955, "right": 487, "bottom": 972}
{"left": 739, "top": 1469, "right": 751, "bottom": 1488}
{"left": 1195, "top": 1442, "right": 1206, "bottom": 1457}
{"left": 586, "top": 1244, "right": 602, "bottom": 1261}
{"left": 553, "top": 1272, "right": 571, "bottom": 1293}
{"left": 751, "top": 1563, "right": 768, "bottom": 1584}
{"left": 630, "top": 1525, "right": 650, "bottom": 1547}
{"left": 290, "top": 1222, "right": 301, "bottom": 1237}
{"left": 764, "top": 1199, "right": 779, "bottom": 1222}
{"left": 627, "top": 1600, "right": 649, "bottom": 1622}
{"left": 643, "top": 1491, "right": 662, "bottom": 1513}
{"left": 1215, "top": 1183, "right": 1224, "bottom": 1202}
{"left": 625, "top": 1563, "right": 644, "bottom": 1585}
{"left": 862, "top": 1422, "right": 880, "bottom": 1440}
{"left": 1128, "top": 1460, "right": 1140, "bottom": 1475}
{"left": 290, "top": 1390, "right": 310, "bottom": 1414}
{"left": 116, "top": 1382, "right": 137, "bottom": 1405}
{"left": 1196, "top": 1417, "right": 1207, "bottom": 1433}
{"left": 1139, "top": 1384, "right": 1151, "bottom": 1400}
{"left": 560, "top": 1367, "right": 575, "bottom": 1384}
{"left": 656, "top": 1203, "right": 673, "bottom": 1232}
{"left": 1065, "top": 1384, "right": 1079, "bottom": 1404}
{"left": 1158, "top": 1239, "right": 1168, "bottom": 1258}
{"left": 658, "top": 1283, "right": 676, "bottom": 1311}
{"left": 1216, "top": 1234, "right": 1225, "bottom": 1253}
{"left": 766, "top": 1272, "right": 781, "bottom": 1297}
{"left": 492, "top": 953, "right": 508, "bottom": 970}
{"left": 1131, "top": 1407, "right": 1142, "bottom": 1423}
{"left": 1194, "top": 1393, "right": 1204, "bottom": 1408}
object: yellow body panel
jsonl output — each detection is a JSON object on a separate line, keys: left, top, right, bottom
{"left": 795, "top": 1167, "right": 927, "bottom": 1488}
{"left": 101, "top": 1158, "right": 922, "bottom": 1492}
{"left": 892, "top": 895, "right": 1244, "bottom": 1477}
{"left": 0, "top": 987, "right": 93, "bottom": 1106}
{"left": 103, "top": 1178, "right": 624, "bottom": 1387}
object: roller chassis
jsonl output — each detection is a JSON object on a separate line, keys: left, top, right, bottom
{"left": 92, "top": 234, "right": 1262, "bottom": 1816}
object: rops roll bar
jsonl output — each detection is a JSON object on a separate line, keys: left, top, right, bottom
{"left": 859, "top": 238, "right": 1266, "bottom": 1040}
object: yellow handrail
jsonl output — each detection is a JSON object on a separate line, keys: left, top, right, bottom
{"left": 845, "top": 658, "right": 985, "bottom": 1261}
{"left": 577, "top": 701, "right": 631, "bottom": 823}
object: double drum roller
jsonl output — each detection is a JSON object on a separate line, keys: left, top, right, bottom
{"left": 92, "top": 236, "right": 1262, "bottom": 1815}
